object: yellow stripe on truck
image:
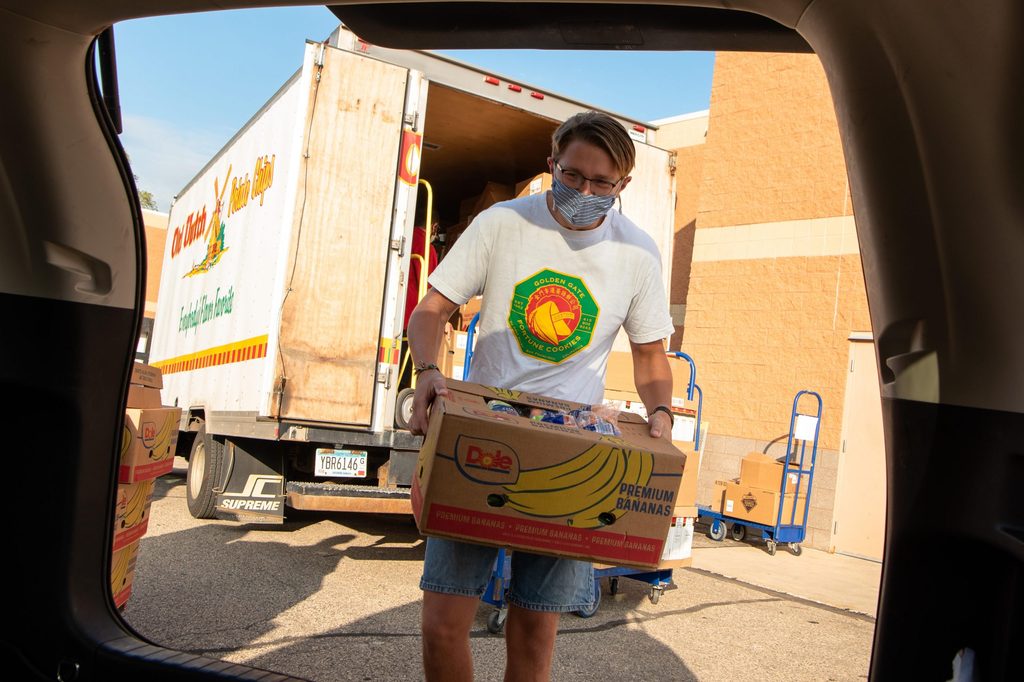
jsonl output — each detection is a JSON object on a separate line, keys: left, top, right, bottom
{"left": 151, "top": 334, "right": 269, "bottom": 375}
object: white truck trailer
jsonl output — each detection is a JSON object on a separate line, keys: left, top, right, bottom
{"left": 149, "top": 24, "right": 677, "bottom": 523}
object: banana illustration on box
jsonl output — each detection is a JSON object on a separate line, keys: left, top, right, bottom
{"left": 121, "top": 482, "right": 150, "bottom": 528}
{"left": 492, "top": 443, "right": 654, "bottom": 529}
{"left": 143, "top": 413, "right": 177, "bottom": 460}
{"left": 110, "top": 545, "right": 134, "bottom": 592}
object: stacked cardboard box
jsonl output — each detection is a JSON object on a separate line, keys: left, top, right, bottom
{"left": 514, "top": 172, "right": 552, "bottom": 198}
{"left": 718, "top": 452, "right": 807, "bottom": 527}
{"left": 112, "top": 362, "right": 181, "bottom": 609}
{"left": 414, "top": 380, "right": 688, "bottom": 569}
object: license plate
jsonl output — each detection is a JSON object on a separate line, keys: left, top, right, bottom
{"left": 315, "top": 448, "right": 367, "bottom": 478}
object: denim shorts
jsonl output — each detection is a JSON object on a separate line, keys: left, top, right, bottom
{"left": 420, "top": 536, "right": 595, "bottom": 613}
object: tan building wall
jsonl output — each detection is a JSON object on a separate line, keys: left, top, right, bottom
{"left": 698, "top": 52, "right": 853, "bottom": 229}
{"left": 653, "top": 111, "right": 708, "bottom": 349}
{"left": 143, "top": 208, "right": 168, "bottom": 318}
{"left": 680, "top": 52, "right": 871, "bottom": 551}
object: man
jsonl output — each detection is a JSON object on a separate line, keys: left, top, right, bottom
{"left": 406, "top": 111, "right": 675, "bottom": 682}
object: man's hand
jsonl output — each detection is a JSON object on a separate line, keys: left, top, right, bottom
{"left": 408, "top": 369, "right": 450, "bottom": 436}
{"left": 648, "top": 408, "right": 672, "bottom": 440}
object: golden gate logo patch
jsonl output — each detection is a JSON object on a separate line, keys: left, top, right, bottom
{"left": 508, "top": 269, "right": 599, "bottom": 363}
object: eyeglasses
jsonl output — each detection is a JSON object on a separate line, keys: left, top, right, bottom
{"left": 554, "top": 162, "right": 622, "bottom": 196}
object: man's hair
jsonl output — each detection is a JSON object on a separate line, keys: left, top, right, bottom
{"left": 551, "top": 111, "right": 636, "bottom": 178}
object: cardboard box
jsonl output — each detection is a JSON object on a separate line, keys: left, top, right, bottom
{"left": 739, "top": 452, "right": 784, "bottom": 490}
{"left": 131, "top": 361, "right": 163, "bottom": 389}
{"left": 436, "top": 327, "right": 456, "bottom": 379}
{"left": 472, "top": 182, "right": 514, "bottom": 217}
{"left": 515, "top": 172, "right": 552, "bottom": 198}
{"left": 127, "top": 384, "right": 163, "bottom": 409}
{"left": 121, "top": 407, "right": 181, "bottom": 483}
{"left": 675, "top": 449, "right": 701, "bottom": 509}
{"left": 413, "top": 380, "right": 687, "bottom": 569}
{"left": 458, "top": 296, "right": 482, "bottom": 331}
{"left": 110, "top": 540, "right": 140, "bottom": 608}
{"left": 722, "top": 481, "right": 808, "bottom": 527}
{"left": 450, "top": 330, "right": 470, "bottom": 380}
{"left": 113, "top": 479, "right": 155, "bottom": 551}
{"left": 708, "top": 479, "right": 729, "bottom": 513}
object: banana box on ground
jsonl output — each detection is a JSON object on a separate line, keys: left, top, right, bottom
{"left": 412, "top": 380, "right": 687, "bottom": 569}
{"left": 110, "top": 539, "right": 140, "bottom": 609}
{"left": 121, "top": 362, "right": 180, "bottom": 483}
{"left": 113, "top": 479, "right": 155, "bottom": 551}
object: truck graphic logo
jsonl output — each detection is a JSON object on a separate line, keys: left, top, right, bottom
{"left": 222, "top": 474, "right": 283, "bottom": 498}
{"left": 219, "top": 474, "right": 284, "bottom": 512}
{"left": 185, "top": 166, "right": 232, "bottom": 278}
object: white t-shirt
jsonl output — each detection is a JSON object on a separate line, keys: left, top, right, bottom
{"left": 428, "top": 192, "right": 675, "bottom": 405}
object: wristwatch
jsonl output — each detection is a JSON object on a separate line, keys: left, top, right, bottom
{"left": 650, "top": 405, "right": 675, "bottom": 423}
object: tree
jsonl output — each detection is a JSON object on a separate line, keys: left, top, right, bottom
{"left": 138, "top": 190, "right": 158, "bottom": 210}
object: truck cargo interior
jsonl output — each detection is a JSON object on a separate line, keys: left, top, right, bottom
{"left": 419, "top": 83, "right": 553, "bottom": 223}
{"left": 0, "top": 1, "right": 1020, "bottom": 681}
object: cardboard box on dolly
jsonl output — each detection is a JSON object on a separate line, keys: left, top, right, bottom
{"left": 412, "top": 380, "right": 688, "bottom": 569}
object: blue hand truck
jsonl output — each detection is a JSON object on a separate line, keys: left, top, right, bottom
{"left": 459, "top": 314, "right": 704, "bottom": 632}
{"left": 697, "top": 390, "right": 823, "bottom": 556}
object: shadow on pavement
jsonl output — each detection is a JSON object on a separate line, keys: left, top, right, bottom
{"left": 236, "top": 585, "right": 709, "bottom": 682}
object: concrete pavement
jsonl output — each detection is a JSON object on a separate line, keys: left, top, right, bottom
{"left": 689, "top": 526, "right": 882, "bottom": 617}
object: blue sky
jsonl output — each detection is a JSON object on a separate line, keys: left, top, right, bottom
{"left": 116, "top": 6, "right": 714, "bottom": 210}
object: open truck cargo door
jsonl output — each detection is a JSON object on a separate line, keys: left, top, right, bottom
{"left": 272, "top": 45, "right": 412, "bottom": 427}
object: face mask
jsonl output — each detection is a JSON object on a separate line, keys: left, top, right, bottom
{"left": 549, "top": 176, "right": 618, "bottom": 227}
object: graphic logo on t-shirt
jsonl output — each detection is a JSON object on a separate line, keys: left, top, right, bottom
{"left": 508, "top": 269, "right": 599, "bottom": 363}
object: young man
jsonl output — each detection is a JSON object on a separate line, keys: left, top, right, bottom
{"left": 406, "top": 111, "right": 675, "bottom": 681}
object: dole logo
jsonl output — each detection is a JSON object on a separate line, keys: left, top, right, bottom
{"left": 455, "top": 436, "right": 520, "bottom": 485}
{"left": 141, "top": 421, "right": 158, "bottom": 448}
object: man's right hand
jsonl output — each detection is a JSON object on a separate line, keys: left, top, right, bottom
{"left": 409, "top": 369, "right": 450, "bottom": 436}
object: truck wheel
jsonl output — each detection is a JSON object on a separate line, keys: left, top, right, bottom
{"left": 186, "top": 425, "right": 224, "bottom": 519}
{"left": 395, "top": 387, "right": 416, "bottom": 429}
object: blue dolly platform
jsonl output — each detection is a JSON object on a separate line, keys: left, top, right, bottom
{"left": 697, "top": 390, "right": 823, "bottom": 556}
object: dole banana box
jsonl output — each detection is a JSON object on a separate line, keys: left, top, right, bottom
{"left": 121, "top": 407, "right": 181, "bottom": 483}
{"left": 413, "top": 380, "right": 687, "bottom": 569}
{"left": 112, "top": 479, "right": 155, "bottom": 551}
{"left": 110, "top": 539, "right": 140, "bottom": 609}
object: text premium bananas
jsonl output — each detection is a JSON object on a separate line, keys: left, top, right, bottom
{"left": 496, "top": 443, "right": 664, "bottom": 529}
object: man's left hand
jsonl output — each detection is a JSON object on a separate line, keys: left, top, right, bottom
{"left": 648, "top": 409, "right": 672, "bottom": 439}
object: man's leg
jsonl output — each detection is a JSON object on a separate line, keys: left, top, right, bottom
{"left": 504, "top": 553, "right": 594, "bottom": 682}
{"left": 503, "top": 604, "right": 560, "bottom": 682}
{"left": 419, "top": 537, "right": 498, "bottom": 681}
{"left": 422, "top": 591, "right": 480, "bottom": 682}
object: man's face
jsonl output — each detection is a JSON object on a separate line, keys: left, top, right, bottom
{"left": 547, "top": 139, "right": 632, "bottom": 197}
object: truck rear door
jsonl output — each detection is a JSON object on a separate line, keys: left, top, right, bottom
{"left": 273, "top": 45, "right": 411, "bottom": 427}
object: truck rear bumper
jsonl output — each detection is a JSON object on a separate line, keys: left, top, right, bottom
{"left": 286, "top": 481, "right": 412, "bottom": 514}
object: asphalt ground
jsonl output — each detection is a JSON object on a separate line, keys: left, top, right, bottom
{"left": 122, "top": 461, "right": 874, "bottom": 681}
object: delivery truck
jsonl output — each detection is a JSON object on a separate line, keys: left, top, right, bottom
{"left": 148, "top": 24, "right": 678, "bottom": 523}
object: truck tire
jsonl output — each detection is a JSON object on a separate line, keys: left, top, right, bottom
{"left": 395, "top": 387, "right": 416, "bottom": 429}
{"left": 186, "top": 425, "right": 225, "bottom": 519}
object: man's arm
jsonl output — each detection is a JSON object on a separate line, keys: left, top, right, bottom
{"left": 407, "top": 288, "right": 460, "bottom": 435}
{"left": 630, "top": 339, "right": 673, "bottom": 439}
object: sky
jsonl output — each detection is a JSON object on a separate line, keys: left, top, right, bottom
{"left": 115, "top": 6, "right": 715, "bottom": 211}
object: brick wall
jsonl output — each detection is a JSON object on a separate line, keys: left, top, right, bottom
{"left": 685, "top": 254, "right": 869, "bottom": 451}
{"left": 669, "top": 143, "right": 705, "bottom": 349}
{"left": 681, "top": 52, "right": 871, "bottom": 551}
{"left": 699, "top": 52, "right": 852, "bottom": 229}
{"left": 143, "top": 209, "right": 168, "bottom": 318}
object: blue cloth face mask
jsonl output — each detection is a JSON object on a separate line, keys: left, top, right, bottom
{"left": 549, "top": 176, "right": 618, "bottom": 227}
